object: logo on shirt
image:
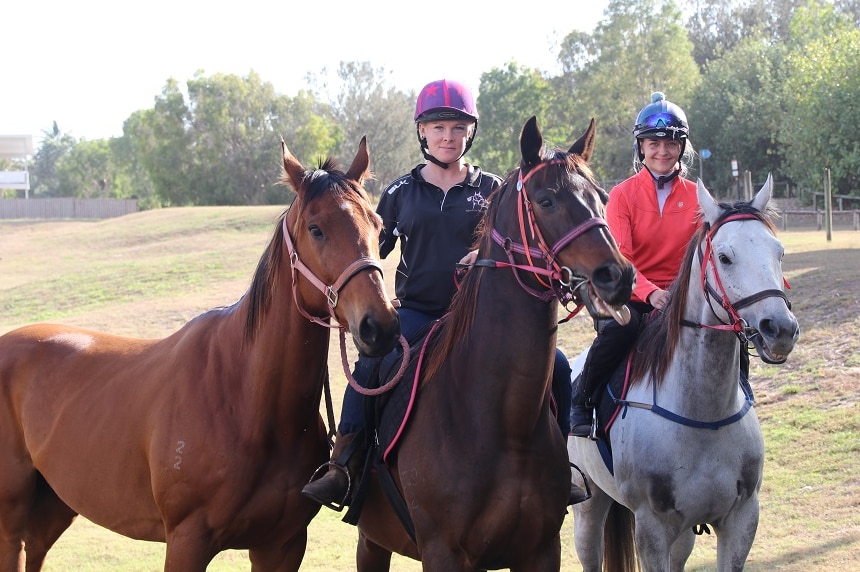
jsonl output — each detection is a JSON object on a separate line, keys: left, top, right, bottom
{"left": 387, "top": 179, "right": 408, "bottom": 195}
{"left": 466, "top": 190, "right": 488, "bottom": 212}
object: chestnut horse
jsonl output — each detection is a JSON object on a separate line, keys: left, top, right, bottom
{"left": 0, "top": 139, "right": 401, "bottom": 571}
{"left": 352, "top": 117, "right": 635, "bottom": 571}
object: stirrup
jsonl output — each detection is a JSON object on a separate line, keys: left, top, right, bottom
{"left": 569, "top": 462, "right": 593, "bottom": 506}
{"left": 588, "top": 407, "right": 599, "bottom": 441}
{"left": 303, "top": 461, "right": 353, "bottom": 512}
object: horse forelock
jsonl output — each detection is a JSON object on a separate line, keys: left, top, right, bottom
{"left": 531, "top": 148, "right": 600, "bottom": 203}
{"left": 715, "top": 199, "right": 777, "bottom": 233}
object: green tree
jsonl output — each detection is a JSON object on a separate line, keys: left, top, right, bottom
{"left": 123, "top": 79, "right": 194, "bottom": 206}
{"left": 686, "top": 0, "right": 808, "bottom": 68}
{"left": 554, "top": 0, "right": 701, "bottom": 182}
{"left": 780, "top": 2, "right": 860, "bottom": 196}
{"left": 326, "top": 61, "right": 417, "bottom": 196}
{"left": 110, "top": 127, "right": 158, "bottom": 208}
{"left": 29, "top": 122, "right": 77, "bottom": 197}
{"left": 123, "top": 72, "right": 332, "bottom": 206}
{"left": 473, "top": 63, "right": 554, "bottom": 178}
{"left": 55, "top": 139, "right": 115, "bottom": 198}
{"left": 184, "top": 71, "right": 286, "bottom": 205}
{"left": 272, "top": 90, "right": 342, "bottom": 170}
{"left": 688, "top": 36, "right": 786, "bottom": 195}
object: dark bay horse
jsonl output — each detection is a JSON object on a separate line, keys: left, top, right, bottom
{"left": 567, "top": 176, "right": 800, "bottom": 571}
{"left": 352, "top": 117, "right": 635, "bottom": 571}
{"left": 0, "top": 139, "right": 401, "bottom": 571}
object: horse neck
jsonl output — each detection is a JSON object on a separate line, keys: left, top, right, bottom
{"left": 454, "top": 242, "right": 560, "bottom": 434}
{"left": 235, "top": 270, "right": 331, "bottom": 428}
{"left": 662, "top": 275, "right": 744, "bottom": 417}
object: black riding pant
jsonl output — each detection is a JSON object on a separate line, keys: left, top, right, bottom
{"left": 574, "top": 301, "right": 651, "bottom": 407}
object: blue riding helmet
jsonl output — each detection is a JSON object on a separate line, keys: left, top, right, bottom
{"left": 633, "top": 92, "right": 689, "bottom": 161}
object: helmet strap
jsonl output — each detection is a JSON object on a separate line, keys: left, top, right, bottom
{"left": 643, "top": 163, "right": 681, "bottom": 189}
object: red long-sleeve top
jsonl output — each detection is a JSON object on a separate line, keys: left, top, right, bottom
{"left": 606, "top": 168, "right": 701, "bottom": 304}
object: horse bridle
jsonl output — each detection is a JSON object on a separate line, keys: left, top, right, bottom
{"left": 687, "top": 212, "right": 792, "bottom": 347}
{"left": 282, "top": 216, "right": 383, "bottom": 328}
{"left": 282, "top": 216, "right": 411, "bottom": 401}
{"left": 483, "top": 160, "right": 608, "bottom": 306}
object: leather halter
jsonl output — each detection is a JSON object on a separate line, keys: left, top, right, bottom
{"left": 282, "top": 216, "right": 384, "bottom": 329}
{"left": 486, "top": 159, "right": 608, "bottom": 304}
{"left": 686, "top": 212, "right": 791, "bottom": 342}
{"left": 282, "top": 215, "right": 412, "bottom": 398}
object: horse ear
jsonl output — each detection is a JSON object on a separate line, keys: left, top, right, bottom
{"left": 752, "top": 173, "right": 773, "bottom": 212}
{"left": 519, "top": 116, "right": 543, "bottom": 168}
{"left": 281, "top": 138, "right": 306, "bottom": 195}
{"left": 569, "top": 118, "right": 596, "bottom": 163}
{"left": 346, "top": 136, "right": 371, "bottom": 184}
{"left": 697, "top": 178, "right": 721, "bottom": 225}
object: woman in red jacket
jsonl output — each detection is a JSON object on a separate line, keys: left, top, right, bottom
{"left": 570, "top": 92, "right": 701, "bottom": 437}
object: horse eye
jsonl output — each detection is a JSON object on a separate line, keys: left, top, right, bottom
{"left": 718, "top": 253, "right": 731, "bottom": 265}
{"left": 308, "top": 225, "right": 324, "bottom": 238}
{"left": 537, "top": 196, "right": 555, "bottom": 209}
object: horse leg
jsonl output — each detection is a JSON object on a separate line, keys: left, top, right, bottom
{"left": 21, "top": 478, "right": 78, "bottom": 572}
{"left": 510, "top": 533, "right": 561, "bottom": 572}
{"left": 0, "top": 486, "right": 74, "bottom": 572}
{"left": 163, "top": 523, "right": 217, "bottom": 572}
{"left": 572, "top": 486, "right": 613, "bottom": 572}
{"left": 631, "top": 511, "right": 676, "bottom": 572}
{"left": 714, "top": 497, "right": 759, "bottom": 572}
{"left": 248, "top": 529, "right": 306, "bottom": 572}
{"left": 0, "top": 460, "right": 39, "bottom": 571}
{"left": 668, "top": 528, "right": 695, "bottom": 572}
{"left": 355, "top": 531, "right": 393, "bottom": 572}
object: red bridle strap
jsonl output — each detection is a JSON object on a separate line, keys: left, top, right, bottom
{"left": 696, "top": 213, "right": 791, "bottom": 336}
{"left": 487, "top": 162, "right": 608, "bottom": 302}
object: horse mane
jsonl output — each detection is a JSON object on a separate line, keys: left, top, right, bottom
{"left": 243, "top": 157, "right": 366, "bottom": 343}
{"left": 421, "top": 147, "right": 593, "bottom": 382}
{"left": 630, "top": 198, "right": 778, "bottom": 387}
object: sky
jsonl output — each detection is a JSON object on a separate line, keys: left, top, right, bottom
{"left": 2, "top": 0, "right": 608, "bottom": 146}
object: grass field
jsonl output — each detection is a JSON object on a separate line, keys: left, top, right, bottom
{"left": 0, "top": 207, "right": 858, "bottom": 571}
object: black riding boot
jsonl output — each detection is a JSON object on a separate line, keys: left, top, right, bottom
{"left": 571, "top": 312, "right": 642, "bottom": 438}
{"left": 301, "top": 431, "right": 364, "bottom": 511}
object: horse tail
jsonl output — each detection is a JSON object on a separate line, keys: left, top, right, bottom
{"left": 603, "top": 501, "right": 637, "bottom": 572}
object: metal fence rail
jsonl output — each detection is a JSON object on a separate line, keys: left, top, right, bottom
{"left": 779, "top": 209, "right": 860, "bottom": 231}
{"left": 0, "top": 198, "right": 139, "bottom": 220}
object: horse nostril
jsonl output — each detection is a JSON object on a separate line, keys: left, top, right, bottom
{"left": 759, "top": 318, "right": 776, "bottom": 339}
{"left": 359, "top": 316, "right": 382, "bottom": 347}
{"left": 358, "top": 314, "right": 400, "bottom": 356}
{"left": 592, "top": 264, "right": 619, "bottom": 289}
{"left": 592, "top": 263, "right": 634, "bottom": 306}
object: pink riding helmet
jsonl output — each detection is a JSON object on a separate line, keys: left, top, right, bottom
{"left": 414, "top": 79, "right": 478, "bottom": 123}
